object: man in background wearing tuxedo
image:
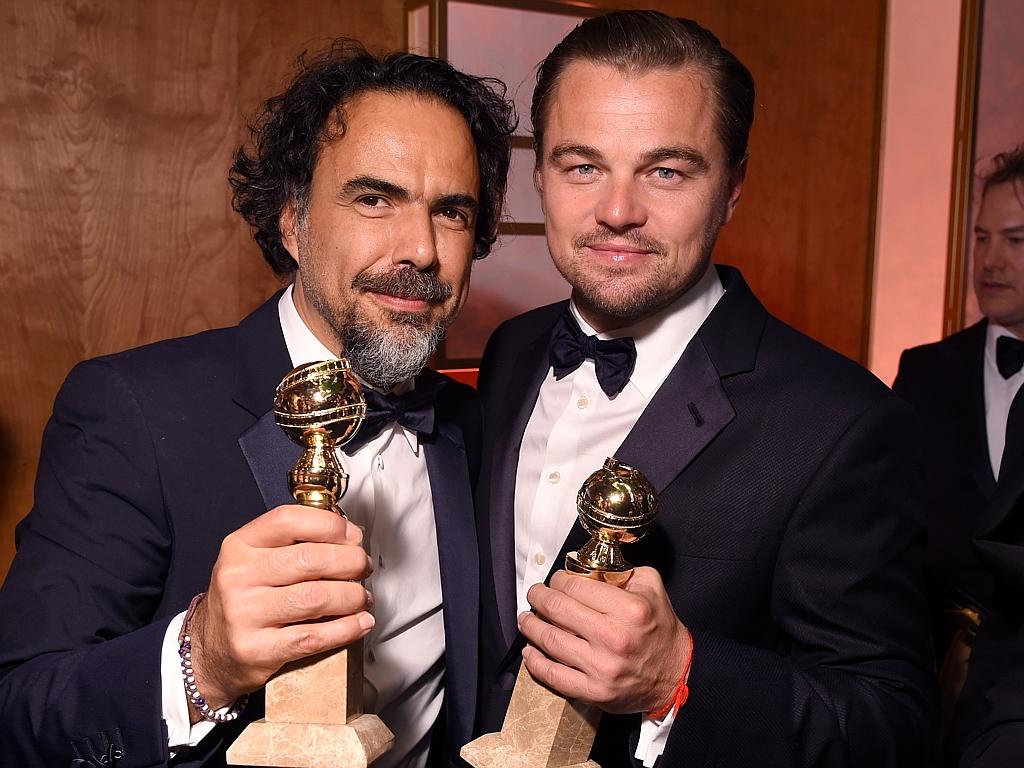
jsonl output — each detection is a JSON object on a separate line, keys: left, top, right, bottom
{"left": 475, "top": 10, "right": 934, "bottom": 767}
{"left": 895, "top": 146, "right": 1024, "bottom": 733}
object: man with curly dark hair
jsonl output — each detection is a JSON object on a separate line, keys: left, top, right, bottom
{"left": 0, "top": 40, "right": 514, "bottom": 768}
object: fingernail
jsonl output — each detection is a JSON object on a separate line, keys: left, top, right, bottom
{"left": 517, "top": 611, "right": 529, "bottom": 629}
{"left": 359, "top": 612, "right": 375, "bottom": 630}
{"left": 521, "top": 646, "right": 532, "bottom": 660}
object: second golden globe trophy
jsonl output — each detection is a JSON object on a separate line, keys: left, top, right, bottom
{"left": 461, "top": 457, "right": 659, "bottom": 768}
{"left": 228, "top": 359, "right": 394, "bottom": 768}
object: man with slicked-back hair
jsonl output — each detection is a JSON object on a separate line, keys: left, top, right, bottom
{"left": 474, "top": 11, "right": 934, "bottom": 767}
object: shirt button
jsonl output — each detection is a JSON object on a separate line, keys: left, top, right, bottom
{"left": 534, "top": 552, "right": 547, "bottom": 566}
{"left": 577, "top": 394, "right": 590, "bottom": 409}
{"left": 375, "top": 455, "right": 385, "bottom": 471}
{"left": 367, "top": 650, "right": 376, "bottom": 663}
{"left": 378, "top": 554, "right": 385, "bottom": 569}
{"left": 547, "top": 471, "right": 561, "bottom": 484}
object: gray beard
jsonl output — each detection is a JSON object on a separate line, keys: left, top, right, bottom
{"left": 339, "top": 312, "right": 447, "bottom": 391}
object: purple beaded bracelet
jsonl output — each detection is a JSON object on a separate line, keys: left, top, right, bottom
{"left": 178, "top": 592, "right": 249, "bottom": 724}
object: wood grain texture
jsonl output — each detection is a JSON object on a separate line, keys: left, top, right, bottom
{"left": 0, "top": 0, "right": 406, "bottom": 579}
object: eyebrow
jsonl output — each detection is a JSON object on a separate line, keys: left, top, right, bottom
{"left": 548, "top": 142, "right": 711, "bottom": 173}
{"left": 434, "top": 192, "right": 479, "bottom": 214}
{"left": 638, "top": 146, "right": 710, "bottom": 174}
{"left": 975, "top": 225, "right": 1024, "bottom": 235}
{"left": 339, "top": 175, "right": 410, "bottom": 202}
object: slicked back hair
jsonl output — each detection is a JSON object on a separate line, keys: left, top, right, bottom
{"left": 531, "top": 11, "right": 754, "bottom": 171}
{"left": 231, "top": 39, "right": 516, "bottom": 276}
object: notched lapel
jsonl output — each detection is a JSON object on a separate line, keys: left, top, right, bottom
{"left": 238, "top": 410, "right": 300, "bottom": 511}
{"left": 616, "top": 335, "right": 735, "bottom": 494}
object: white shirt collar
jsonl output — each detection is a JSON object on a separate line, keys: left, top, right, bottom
{"left": 277, "top": 284, "right": 419, "bottom": 452}
{"left": 568, "top": 262, "right": 725, "bottom": 399}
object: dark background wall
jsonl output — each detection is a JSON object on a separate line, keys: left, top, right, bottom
{"left": 0, "top": 0, "right": 886, "bottom": 579}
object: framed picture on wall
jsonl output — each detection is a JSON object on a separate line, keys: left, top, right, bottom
{"left": 406, "top": 0, "right": 602, "bottom": 369}
{"left": 946, "top": 0, "right": 1024, "bottom": 334}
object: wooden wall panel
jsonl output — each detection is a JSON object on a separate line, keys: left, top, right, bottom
{"left": 0, "top": 0, "right": 405, "bottom": 579}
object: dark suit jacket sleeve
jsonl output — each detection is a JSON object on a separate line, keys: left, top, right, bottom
{"left": 0, "top": 359, "right": 179, "bottom": 767}
{"left": 658, "top": 395, "right": 934, "bottom": 767}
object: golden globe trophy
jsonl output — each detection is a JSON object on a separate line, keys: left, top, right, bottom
{"left": 228, "top": 360, "right": 394, "bottom": 768}
{"left": 461, "top": 457, "right": 659, "bottom": 768}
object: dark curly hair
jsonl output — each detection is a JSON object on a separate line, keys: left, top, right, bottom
{"left": 982, "top": 143, "right": 1024, "bottom": 199}
{"left": 231, "top": 39, "right": 516, "bottom": 276}
{"left": 532, "top": 11, "right": 754, "bottom": 171}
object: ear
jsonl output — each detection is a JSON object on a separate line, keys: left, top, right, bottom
{"left": 279, "top": 199, "right": 301, "bottom": 263}
{"left": 533, "top": 166, "right": 545, "bottom": 214}
{"left": 722, "top": 157, "right": 748, "bottom": 225}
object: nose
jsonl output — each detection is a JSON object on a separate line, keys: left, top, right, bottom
{"left": 394, "top": 210, "right": 439, "bottom": 270}
{"left": 594, "top": 176, "right": 648, "bottom": 232}
{"left": 979, "top": 239, "right": 1005, "bottom": 272}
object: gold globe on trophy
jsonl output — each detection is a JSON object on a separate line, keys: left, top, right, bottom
{"left": 275, "top": 359, "right": 367, "bottom": 512}
{"left": 461, "top": 457, "right": 659, "bottom": 768}
{"left": 228, "top": 359, "right": 395, "bottom": 768}
{"left": 565, "top": 457, "right": 659, "bottom": 586}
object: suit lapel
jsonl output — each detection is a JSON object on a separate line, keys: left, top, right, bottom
{"left": 238, "top": 411, "right": 301, "bottom": 511}
{"left": 423, "top": 416, "right": 478, "bottom": 747}
{"left": 488, "top": 320, "right": 558, "bottom": 648}
{"left": 962, "top": 323, "right": 997, "bottom": 498}
{"left": 616, "top": 335, "right": 735, "bottom": 493}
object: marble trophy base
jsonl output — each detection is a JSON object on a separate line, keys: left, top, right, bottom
{"left": 228, "top": 642, "right": 394, "bottom": 768}
{"left": 461, "top": 665, "right": 601, "bottom": 768}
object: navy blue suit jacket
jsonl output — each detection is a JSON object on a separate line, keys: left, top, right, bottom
{"left": 475, "top": 266, "right": 935, "bottom": 767}
{"left": 0, "top": 293, "right": 480, "bottom": 767}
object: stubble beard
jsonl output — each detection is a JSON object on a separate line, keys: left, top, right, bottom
{"left": 555, "top": 202, "right": 728, "bottom": 327}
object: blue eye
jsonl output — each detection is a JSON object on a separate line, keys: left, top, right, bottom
{"left": 655, "top": 168, "right": 678, "bottom": 180}
{"left": 575, "top": 164, "right": 595, "bottom": 175}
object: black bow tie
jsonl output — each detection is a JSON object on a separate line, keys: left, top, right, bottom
{"left": 997, "top": 335, "right": 1024, "bottom": 379}
{"left": 342, "top": 379, "right": 443, "bottom": 454}
{"left": 549, "top": 309, "right": 637, "bottom": 398}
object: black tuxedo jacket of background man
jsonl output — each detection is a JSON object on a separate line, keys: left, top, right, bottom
{"left": 0, "top": 293, "right": 481, "bottom": 768}
{"left": 475, "top": 266, "right": 935, "bottom": 767}
{"left": 893, "top": 321, "right": 997, "bottom": 655}
{"left": 947, "top": 392, "right": 1024, "bottom": 767}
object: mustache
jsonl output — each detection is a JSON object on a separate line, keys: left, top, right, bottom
{"left": 572, "top": 228, "right": 668, "bottom": 256}
{"left": 351, "top": 268, "right": 453, "bottom": 304}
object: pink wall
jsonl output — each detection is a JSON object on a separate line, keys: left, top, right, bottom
{"left": 869, "top": 0, "right": 960, "bottom": 385}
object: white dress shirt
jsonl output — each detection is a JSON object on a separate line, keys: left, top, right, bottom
{"left": 162, "top": 285, "right": 445, "bottom": 768}
{"left": 514, "top": 263, "right": 724, "bottom": 766}
{"left": 983, "top": 322, "right": 1024, "bottom": 479}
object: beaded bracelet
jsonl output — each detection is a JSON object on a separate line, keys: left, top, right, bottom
{"left": 647, "top": 626, "right": 694, "bottom": 721}
{"left": 178, "top": 592, "right": 249, "bottom": 724}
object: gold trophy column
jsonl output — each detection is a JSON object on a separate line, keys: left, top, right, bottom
{"left": 228, "top": 360, "right": 394, "bottom": 768}
{"left": 461, "top": 458, "right": 658, "bottom": 768}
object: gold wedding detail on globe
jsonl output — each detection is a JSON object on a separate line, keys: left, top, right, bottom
{"left": 462, "top": 457, "right": 659, "bottom": 768}
{"left": 228, "top": 359, "right": 395, "bottom": 768}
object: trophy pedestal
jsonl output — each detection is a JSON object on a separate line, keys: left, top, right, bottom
{"left": 461, "top": 665, "right": 601, "bottom": 768}
{"left": 228, "top": 642, "right": 394, "bottom": 768}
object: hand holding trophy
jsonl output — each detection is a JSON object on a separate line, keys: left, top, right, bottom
{"left": 228, "top": 359, "right": 394, "bottom": 767}
{"left": 462, "top": 457, "right": 659, "bottom": 768}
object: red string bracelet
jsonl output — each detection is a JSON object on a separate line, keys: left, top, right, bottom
{"left": 647, "top": 628, "right": 694, "bottom": 720}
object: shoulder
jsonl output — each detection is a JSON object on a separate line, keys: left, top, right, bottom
{"left": 893, "top": 320, "right": 985, "bottom": 398}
